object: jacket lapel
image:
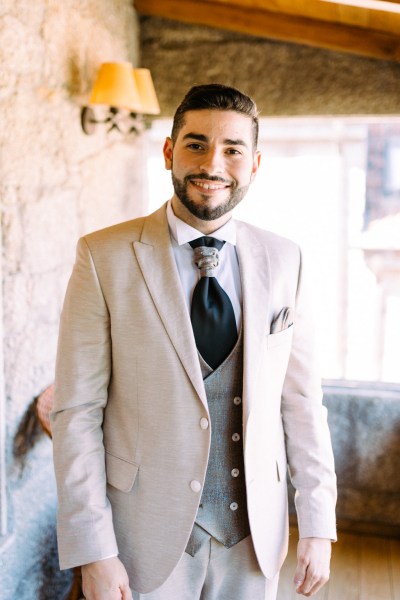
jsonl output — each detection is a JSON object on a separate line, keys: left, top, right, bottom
{"left": 133, "top": 204, "right": 207, "bottom": 408}
{"left": 236, "top": 222, "right": 272, "bottom": 427}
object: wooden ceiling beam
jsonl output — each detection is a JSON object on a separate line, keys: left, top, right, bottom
{"left": 134, "top": 0, "right": 400, "bottom": 61}
{"left": 206, "top": 0, "right": 400, "bottom": 35}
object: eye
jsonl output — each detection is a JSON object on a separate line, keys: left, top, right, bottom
{"left": 226, "top": 148, "right": 242, "bottom": 155}
{"left": 186, "top": 143, "right": 204, "bottom": 151}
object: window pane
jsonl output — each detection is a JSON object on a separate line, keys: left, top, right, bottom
{"left": 147, "top": 118, "right": 400, "bottom": 384}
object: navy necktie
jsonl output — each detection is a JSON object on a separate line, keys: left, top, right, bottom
{"left": 189, "top": 237, "right": 237, "bottom": 369}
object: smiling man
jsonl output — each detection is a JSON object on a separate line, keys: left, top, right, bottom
{"left": 166, "top": 108, "right": 259, "bottom": 227}
{"left": 51, "top": 84, "right": 337, "bottom": 600}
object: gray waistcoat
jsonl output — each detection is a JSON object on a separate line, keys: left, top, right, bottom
{"left": 186, "top": 331, "right": 250, "bottom": 555}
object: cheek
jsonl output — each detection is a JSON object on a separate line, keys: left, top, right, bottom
{"left": 234, "top": 164, "right": 255, "bottom": 184}
{"left": 173, "top": 161, "right": 199, "bottom": 180}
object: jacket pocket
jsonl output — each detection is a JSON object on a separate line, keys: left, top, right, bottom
{"left": 266, "top": 324, "right": 294, "bottom": 349}
{"left": 105, "top": 451, "right": 139, "bottom": 493}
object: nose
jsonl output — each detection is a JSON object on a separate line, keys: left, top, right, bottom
{"left": 199, "top": 148, "right": 225, "bottom": 175}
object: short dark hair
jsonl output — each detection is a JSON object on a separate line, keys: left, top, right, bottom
{"left": 171, "top": 83, "right": 259, "bottom": 149}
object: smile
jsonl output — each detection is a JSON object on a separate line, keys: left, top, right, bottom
{"left": 191, "top": 180, "right": 230, "bottom": 190}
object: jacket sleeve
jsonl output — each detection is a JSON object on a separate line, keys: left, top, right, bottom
{"left": 281, "top": 247, "right": 337, "bottom": 541}
{"left": 50, "top": 237, "right": 118, "bottom": 569}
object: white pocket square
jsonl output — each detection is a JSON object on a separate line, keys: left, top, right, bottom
{"left": 270, "top": 307, "right": 294, "bottom": 334}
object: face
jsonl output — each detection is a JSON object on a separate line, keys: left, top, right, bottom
{"left": 163, "top": 109, "right": 261, "bottom": 232}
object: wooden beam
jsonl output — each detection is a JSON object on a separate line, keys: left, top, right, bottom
{"left": 140, "top": 0, "right": 400, "bottom": 35}
{"left": 208, "top": 0, "right": 400, "bottom": 35}
{"left": 202, "top": 0, "right": 400, "bottom": 17}
{"left": 135, "top": 0, "right": 400, "bottom": 61}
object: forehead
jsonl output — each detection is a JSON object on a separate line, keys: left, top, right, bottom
{"left": 177, "top": 109, "right": 254, "bottom": 146}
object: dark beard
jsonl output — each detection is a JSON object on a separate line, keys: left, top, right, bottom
{"left": 171, "top": 172, "right": 250, "bottom": 221}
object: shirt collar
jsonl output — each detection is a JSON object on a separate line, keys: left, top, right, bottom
{"left": 166, "top": 199, "right": 236, "bottom": 247}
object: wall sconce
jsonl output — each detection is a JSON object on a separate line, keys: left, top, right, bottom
{"left": 81, "top": 62, "right": 160, "bottom": 135}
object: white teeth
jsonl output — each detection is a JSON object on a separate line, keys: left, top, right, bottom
{"left": 194, "top": 181, "right": 226, "bottom": 190}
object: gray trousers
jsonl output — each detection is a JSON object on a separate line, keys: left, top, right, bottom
{"left": 132, "top": 536, "right": 280, "bottom": 600}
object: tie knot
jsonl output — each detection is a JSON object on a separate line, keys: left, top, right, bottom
{"left": 189, "top": 237, "right": 225, "bottom": 277}
{"left": 189, "top": 236, "right": 225, "bottom": 251}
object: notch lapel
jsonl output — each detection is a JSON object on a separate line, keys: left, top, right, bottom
{"left": 236, "top": 222, "right": 272, "bottom": 427}
{"left": 133, "top": 205, "right": 207, "bottom": 408}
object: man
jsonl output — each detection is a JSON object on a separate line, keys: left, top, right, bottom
{"left": 51, "top": 83, "right": 337, "bottom": 600}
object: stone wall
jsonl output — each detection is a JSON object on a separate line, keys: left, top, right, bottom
{"left": 139, "top": 16, "right": 400, "bottom": 117}
{"left": 324, "top": 383, "right": 400, "bottom": 537}
{"left": 287, "top": 383, "right": 400, "bottom": 538}
{"left": 0, "top": 2, "right": 147, "bottom": 598}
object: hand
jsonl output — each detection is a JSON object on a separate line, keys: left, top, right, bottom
{"left": 293, "top": 537, "right": 332, "bottom": 596}
{"left": 81, "top": 556, "right": 133, "bottom": 600}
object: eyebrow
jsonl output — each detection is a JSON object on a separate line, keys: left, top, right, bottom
{"left": 182, "top": 133, "right": 208, "bottom": 143}
{"left": 182, "top": 132, "right": 249, "bottom": 148}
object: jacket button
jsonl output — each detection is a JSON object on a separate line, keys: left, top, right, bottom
{"left": 230, "top": 502, "right": 238, "bottom": 511}
{"left": 233, "top": 396, "right": 242, "bottom": 405}
{"left": 190, "top": 480, "right": 202, "bottom": 493}
{"left": 231, "top": 468, "right": 240, "bottom": 477}
{"left": 200, "top": 417, "right": 209, "bottom": 430}
{"left": 232, "top": 433, "right": 240, "bottom": 442}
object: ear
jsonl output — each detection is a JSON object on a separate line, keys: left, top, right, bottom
{"left": 250, "top": 150, "right": 261, "bottom": 182}
{"left": 163, "top": 137, "right": 173, "bottom": 170}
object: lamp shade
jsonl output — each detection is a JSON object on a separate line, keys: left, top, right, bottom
{"left": 133, "top": 68, "right": 161, "bottom": 115}
{"left": 89, "top": 62, "right": 142, "bottom": 111}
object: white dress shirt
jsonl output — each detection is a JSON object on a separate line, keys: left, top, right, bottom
{"left": 166, "top": 200, "right": 242, "bottom": 330}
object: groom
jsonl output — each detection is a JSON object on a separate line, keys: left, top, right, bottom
{"left": 51, "top": 83, "right": 337, "bottom": 600}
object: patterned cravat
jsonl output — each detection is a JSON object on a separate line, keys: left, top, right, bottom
{"left": 189, "top": 237, "right": 237, "bottom": 369}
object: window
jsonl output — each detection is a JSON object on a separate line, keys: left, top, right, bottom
{"left": 146, "top": 118, "right": 400, "bottom": 384}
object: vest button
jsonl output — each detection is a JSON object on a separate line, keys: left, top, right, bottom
{"left": 200, "top": 417, "right": 209, "bottom": 430}
{"left": 231, "top": 468, "right": 240, "bottom": 477}
{"left": 233, "top": 396, "right": 242, "bottom": 405}
{"left": 230, "top": 502, "right": 239, "bottom": 511}
{"left": 232, "top": 433, "right": 240, "bottom": 442}
{"left": 190, "top": 480, "right": 202, "bottom": 493}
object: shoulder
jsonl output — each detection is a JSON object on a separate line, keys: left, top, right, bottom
{"left": 235, "top": 219, "right": 300, "bottom": 256}
{"left": 81, "top": 203, "right": 168, "bottom": 251}
{"left": 83, "top": 216, "right": 146, "bottom": 247}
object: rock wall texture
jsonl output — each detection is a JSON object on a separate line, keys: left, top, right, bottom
{"left": 139, "top": 16, "right": 400, "bottom": 117}
{"left": 288, "top": 384, "right": 400, "bottom": 537}
{"left": 325, "top": 383, "right": 400, "bottom": 536}
{"left": 0, "top": 2, "right": 147, "bottom": 598}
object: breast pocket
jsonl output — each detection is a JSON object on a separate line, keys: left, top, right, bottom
{"left": 263, "top": 326, "right": 294, "bottom": 393}
{"left": 266, "top": 324, "right": 294, "bottom": 349}
{"left": 105, "top": 451, "right": 139, "bottom": 493}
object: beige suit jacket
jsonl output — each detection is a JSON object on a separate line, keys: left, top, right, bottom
{"left": 51, "top": 203, "right": 337, "bottom": 594}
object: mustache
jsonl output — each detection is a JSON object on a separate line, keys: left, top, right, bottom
{"left": 185, "top": 173, "right": 232, "bottom": 185}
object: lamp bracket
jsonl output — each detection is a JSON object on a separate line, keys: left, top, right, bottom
{"left": 81, "top": 106, "right": 143, "bottom": 135}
